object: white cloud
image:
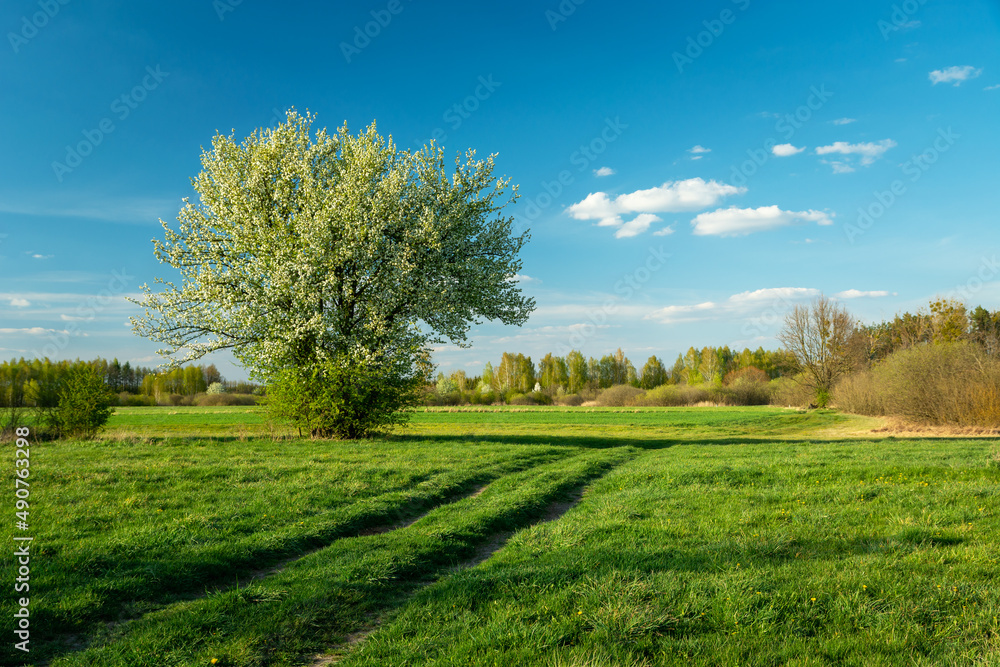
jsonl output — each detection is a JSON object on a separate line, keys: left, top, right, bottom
{"left": 772, "top": 144, "right": 805, "bottom": 157}
{"left": 689, "top": 145, "right": 711, "bottom": 154}
{"left": 929, "top": 65, "right": 982, "bottom": 86}
{"left": 9, "top": 298, "right": 30, "bottom": 308}
{"left": 0, "top": 327, "right": 76, "bottom": 336}
{"left": 593, "top": 166, "right": 616, "bottom": 177}
{"left": 568, "top": 178, "right": 744, "bottom": 235}
{"left": 835, "top": 289, "right": 891, "bottom": 299}
{"left": 985, "top": 84, "right": 1000, "bottom": 91}
{"left": 31, "top": 254, "right": 54, "bottom": 260}
{"left": 509, "top": 274, "right": 540, "bottom": 283}
{"left": 647, "top": 287, "right": 819, "bottom": 324}
{"left": 832, "top": 118, "right": 857, "bottom": 125}
{"left": 647, "top": 301, "right": 718, "bottom": 324}
{"left": 815, "top": 139, "right": 897, "bottom": 166}
{"left": 652, "top": 226, "right": 675, "bottom": 237}
{"left": 729, "top": 287, "right": 820, "bottom": 304}
{"left": 691, "top": 206, "right": 833, "bottom": 237}
{"left": 823, "top": 160, "right": 856, "bottom": 174}
{"left": 614, "top": 214, "right": 663, "bottom": 239}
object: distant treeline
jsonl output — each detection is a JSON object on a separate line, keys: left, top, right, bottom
{"left": 430, "top": 346, "right": 798, "bottom": 406}
{"left": 0, "top": 357, "right": 262, "bottom": 410}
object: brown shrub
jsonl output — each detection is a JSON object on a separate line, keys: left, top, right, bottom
{"left": 769, "top": 375, "right": 815, "bottom": 407}
{"left": 194, "top": 393, "right": 258, "bottom": 407}
{"left": 833, "top": 369, "right": 886, "bottom": 416}
{"left": 634, "top": 384, "right": 711, "bottom": 407}
{"left": 556, "top": 394, "right": 584, "bottom": 407}
{"left": 594, "top": 385, "right": 646, "bottom": 407}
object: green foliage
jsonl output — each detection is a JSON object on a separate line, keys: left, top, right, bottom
{"left": 53, "top": 366, "right": 114, "bottom": 439}
{"left": 265, "top": 356, "right": 422, "bottom": 439}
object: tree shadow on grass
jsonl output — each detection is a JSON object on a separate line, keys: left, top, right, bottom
{"left": 385, "top": 432, "right": 1000, "bottom": 451}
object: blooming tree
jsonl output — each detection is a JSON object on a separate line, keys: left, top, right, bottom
{"left": 130, "top": 110, "right": 534, "bottom": 437}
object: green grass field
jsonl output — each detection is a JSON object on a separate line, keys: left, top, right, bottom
{"left": 4, "top": 407, "right": 999, "bottom": 666}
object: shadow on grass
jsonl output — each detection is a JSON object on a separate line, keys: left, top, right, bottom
{"left": 385, "top": 432, "right": 1000, "bottom": 451}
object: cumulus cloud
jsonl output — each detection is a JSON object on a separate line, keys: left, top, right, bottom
{"left": 568, "top": 178, "right": 744, "bottom": 235}
{"left": 815, "top": 139, "right": 896, "bottom": 167}
{"left": 728, "top": 287, "right": 821, "bottom": 303}
{"left": 691, "top": 206, "right": 833, "bottom": 237}
{"left": 652, "top": 226, "right": 675, "bottom": 237}
{"left": 929, "top": 65, "right": 982, "bottom": 86}
{"left": 823, "top": 161, "right": 856, "bottom": 174}
{"left": 593, "top": 166, "right": 616, "bottom": 177}
{"left": 835, "top": 289, "right": 891, "bottom": 299}
{"left": 9, "top": 298, "right": 30, "bottom": 308}
{"left": 614, "top": 214, "right": 663, "bottom": 239}
{"left": 647, "top": 301, "right": 718, "bottom": 323}
{"left": 689, "top": 145, "right": 711, "bottom": 154}
{"left": 772, "top": 144, "right": 805, "bottom": 157}
{"left": 647, "top": 287, "right": 819, "bottom": 324}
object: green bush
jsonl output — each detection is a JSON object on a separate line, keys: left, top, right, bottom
{"left": 507, "top": 393, "right": 536, "bottom": 406}
{"left": 635, "top": 384, "right": 710, "bottom": 407}
{"left": 115, "top": 392, "right": 156, "bottom": 407}
{"left": 265, "top": 357, "right": 421, "bottom": 439}
{"left": 54, "top": 366, "right": 114, "bottom": 439}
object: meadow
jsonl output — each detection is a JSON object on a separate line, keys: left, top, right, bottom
{"left": 3, "top": 406, "right": 999, "bottom": 666}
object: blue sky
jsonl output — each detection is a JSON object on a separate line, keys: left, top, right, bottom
{"left": 1, "top": 0, "right": 998, "bottom": 380}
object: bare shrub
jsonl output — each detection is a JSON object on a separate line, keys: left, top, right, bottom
{"left": 194, "top": 393, "right": 258, "bottom": 407}
{"left": 769, "top": 375, "right": 815, "bottom": 407}
{"left": 635, "top": 384, "right": 710, "bottom": 407}
{"left": 833, "top": 369, "right": 886, "bottom": 416}
{"left": 877, "top": 342, "right": 983, "bottom": 424}
{"left": 556, "top": 393, "right": 584, "bottom": 407}
{"left": 595, "top": 385, "right": 646, "bottom": 407}
{"left": 724, "top": 377, "right": 774, "bottom": 406}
